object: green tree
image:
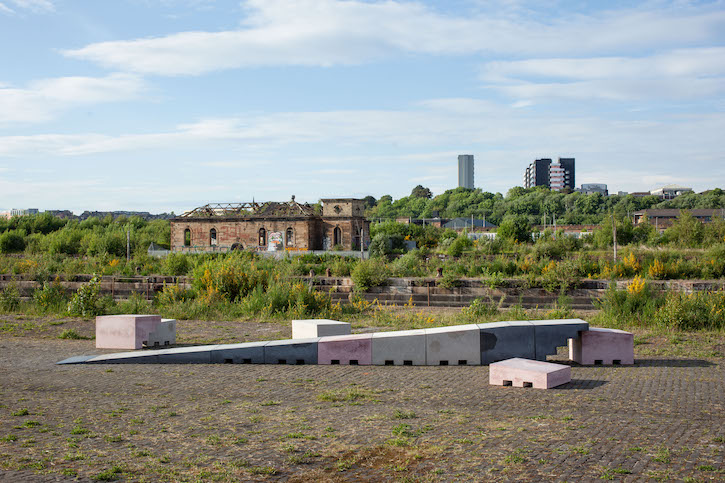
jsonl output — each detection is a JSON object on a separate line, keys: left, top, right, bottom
{"left": 496, "top": 215, "right": 531, "bottom": 243}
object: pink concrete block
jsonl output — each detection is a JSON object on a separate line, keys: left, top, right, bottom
{"left": 95, "top": 315, "right": 162, "bottom": 350}
{"left": 318, "top": 334, "right": 372, "bottom": 365}
{"left": 489, "top": 358, "right": 571, "bottom": 389}
{"left": 568, "top": 328, "right": 634, "bottom": 365}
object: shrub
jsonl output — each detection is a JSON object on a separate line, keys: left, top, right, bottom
{"left": 0, "top": 230, "right": 26, "bottom": 253}
{"left": 192, "top": 254, "right": 269, "bottom": 303}
{"left": 595, "top": 280, "right": 663, "bottom": 327}
{"left": 461, "top": 297, "right": 499, "bottom": 319}
{"left": 115, "top": 292, "right": 152, "bottom": 314}
{"left": 540, "top": 259, "right": 581, "bottom": 292}
{"left": 447, "top": 236, "right": 473, "bottom": 257}
{"left": 33, "top": 277, "right": 68, "bottom": 313}
{"left": 67, "top": 276, "right": 103, "bottom": 318}
{"left": 654, "top": 291, "right": 725, "bottom": 331}
{"left": 351, "top": 258, "right": 390, "bottom": 292}
{"left": 0, "top": 283, "right": 21, "bottom": 312}
{"left": 163, "top": 253, "right": 191, "bottom": 276}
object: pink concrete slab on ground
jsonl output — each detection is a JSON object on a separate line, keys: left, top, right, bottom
{"left": 318, "top": 333, "right": 372, "bottom": 365}
{"left": 95, "top": 315, "right": 162, "bottom": 350}
{"left": 569, "top": 327, "right": 634, "bottom": 365}
{"left": 489, "top": 357, "right": 571, "bottom": 389}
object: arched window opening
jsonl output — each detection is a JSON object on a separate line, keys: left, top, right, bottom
{"left": 259, "top": 227, "right": 267, "bottom": 247}
{"left": 210, "top": 228, "right": 217, "bottom": 246}
{"left": 184, "top": 228, "right": 191, "bottom": 246}
{"left": 333, "top": 226, "right": 342, "bottom": 247}
{"left": 286, "top": 228, "right": 294, "bottom": 247}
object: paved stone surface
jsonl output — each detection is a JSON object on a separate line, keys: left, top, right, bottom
{"left": 0, "top": 336, "right": 723, "bottom": 482}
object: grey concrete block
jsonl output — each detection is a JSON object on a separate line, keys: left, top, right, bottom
{"left": 425, "top": 324, "right": 481, "bottom": 366}
{"left": 210, "top": 342, "right": 268, "bottom": 364}
{"left": 86, "top": 351, "right": 160, "bottom": 364}
{"left": 478, "top": 321, "right": 535, "bottom": 364}
{"left": 371, "top": 329, "right": 427, "bottom": 366}
{"left": 56, "top": 355, "right": 95, "bottom": 365}
{"left": 147, "top": 318, "right": 177, "bottom": 347}
{"left": 292, "top": 319, "right": 350, "bottom": 339}
{"left": 264, "top": 338, "right": 319, "bottom": 365}
{"left": 154, "top": 345, "right": 219, "bottom": 364}
{"left": 529, "top": 319, "right": 589, "bottom": 360}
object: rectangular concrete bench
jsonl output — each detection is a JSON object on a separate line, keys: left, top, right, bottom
{"left": 292, "top": 319, "right": 351, "bottom": 339}
{"left": 425, "top": 324, "right": 481, "bottom": 366}
{"left": 95, "top": 315, "right": 162, "bottom": 350}
{"left": 569, "top": 328, "right": 634, "bottom": 365}
{"left": 490, "top": 358, "right": 571, "bottom": 389}
{"left": 210, "top": 341, "right": 268, "bottom": 364}
{"left": 478, "top": 321, "right": 535, "bottom": 364}
{"left": 372, "top": 329, "right": 426, "bottom": 366}
{"left": 318, "top": 334, "right": 372, "bottom": 365}
{"left": 264, "top": 338, "right": 319, "bottom": 365}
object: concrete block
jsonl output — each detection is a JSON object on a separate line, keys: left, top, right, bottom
{"left": 425, "top": 324, "right": 481, "bottom": 366}
{"left": 95, "top": 314, "right": 162, "bottom": 350}
{"left": 147, "top": 318, "right": 177, "bottom": 347}
{"left": 529, "top": 319, "right": 590, "bottom": 360}
{"left": 478, "top": 321, "right": 535, "bottom": 364}
{"left": 489, "top": 358, "right": 571, "bottom": 389}
{"left": 292, "top": 319, "right": 350, "bottom": 339}
{"left": 210, "top": 341, "right": 268, "bottom": 364}
{"left": 569, "top": 328, "right": 634, "bottom": 365}
{"left": 372, "top": 329, "right": 427, "bottom": 366}
{"left": 154, "top": 345, "right": 219, "bottom": 364}
{"left": 264, "top": 338, "right": 319, "bottom": 365}
{"left": 318, "top": 334, "right": 372, "bottom": 365}
{"left": 86, "top": 351, "right": 160, "bottom": 364}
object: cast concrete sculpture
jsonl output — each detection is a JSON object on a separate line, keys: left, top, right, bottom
{"left": 292, "top": 319, "right": 350, "bottom": 339}
{"left": 60, "top": 318, "right": 603, "bottom": 369}
{"left": 95, "top": 315, "right": 165, "bottom": 350}
{"left": 489, "top": 358, "right": 571, "bottom": 389}
{"left": 569, "top": 328, "right": 634, "bottom": 365}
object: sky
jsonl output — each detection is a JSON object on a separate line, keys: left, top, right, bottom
{"left": 1, "top": 0, "right": 724, "bottom": 214}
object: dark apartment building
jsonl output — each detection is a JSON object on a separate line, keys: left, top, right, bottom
{"left": 523, "top": 157, "right": 575, "bottom": 191}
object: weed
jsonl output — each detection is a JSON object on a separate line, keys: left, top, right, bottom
{"left": 103, "top": 434, "right": 123, "bottom": 443}
{"left": 92, "top": 464, "right": 124, "bottom": 481}
{"left": 0, "top": 435, "right": 18, "bottom": 442}
{"left": 11, "top": 409, "right": 29, "bottom": 417}
{"left": 653, "top": 446, "right": 671, "bottom": 463}
{"left": 21, "top": 420, "right": 41, "bottom": 428}
{"left": 248, "top": 465, "right": 277, "bottom": 475}
{"left": 697, "top": 465, "right": 716, "bottom": 471}
{"left": 503, "top": 449, "right": 527, "bottom": 464}
{"left": 393, "top": 409, "right": 417, "bottom": 419}
{"left": 317, "top": 387, "right": 375, "bottom": 403}
{"left": 260, "top": 400, "right": 280, "bottom": 406}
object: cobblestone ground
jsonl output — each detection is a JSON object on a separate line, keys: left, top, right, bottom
{"left": 0, "top": 324, "right": 723, "bottom": 482}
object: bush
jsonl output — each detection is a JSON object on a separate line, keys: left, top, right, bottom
{"left": 0, "top": 230, "right": 26, "bottom": 253}
{"left": 0, "top": 283, "right": 21, "bottom": 312}
{"left": 654, "top": 291, "right": 725, "bottom": 331}
{"left": 67, "top": 276, "right": 103, "bottom": 318}
{"left": 351, "top": 258, "right": 390, "bottom": 292}
{"left": 115, "top": 292, "right": 152, "bottom": 314}
{"left": 447, "top": 235, "right": 473, "bottom": 257}
{"left": 163, "top": 253, "right": 191, "bottom": 276}
{"left": 33, "top": 277, "right": 68, "bottom": 313}
{"left": 192, "top": 253, "right": 269, "bottom": 303}
{"left": 595, "top": 278, "right": 664, "bottom": 327}
{"left": 461, "top": 297, "right": 499, "bottom": 319}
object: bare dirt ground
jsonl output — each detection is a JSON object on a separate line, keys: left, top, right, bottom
{"left": 0, "top": 313, "right": 723, "bottom": 482}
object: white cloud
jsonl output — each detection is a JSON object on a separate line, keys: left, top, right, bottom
{"left": 1, "top": 0, "right": 54, "bottom": 13}
{"left": 0, "top": 73, "right": 146, "bottom": 124}
{"left": 480, "top": 47, "right": 725, "bottom": 101}
{"left": 0, "top": 3, "right": 14, "bottom": 14}
{"left": 61, "top": 0, "right": 725, "bottom": 75}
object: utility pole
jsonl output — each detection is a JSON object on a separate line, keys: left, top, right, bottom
{"left": 612, "top": 215, "right": 617, "bottom": 261}
{"left": 126, "top": 230, "right": 131, "bottom": 262}
{"left": 360, "top": 228, "right": 364, "bottom": 260}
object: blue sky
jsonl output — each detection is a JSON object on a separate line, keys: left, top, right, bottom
{"left": 1, "top": 0, "right": 724, "bottom": 214}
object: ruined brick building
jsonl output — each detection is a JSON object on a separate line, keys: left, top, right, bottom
{"left": 170, "top": 197, "right": 370, "bottom": 252}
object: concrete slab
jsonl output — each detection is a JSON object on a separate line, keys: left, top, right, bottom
{"left": 264, "top": 338, "right": 319, "bottom": 365}
{"left": 292, "top": 319, "right": 350, "bottom": 339}
{"left": 478, "top": 321, "right": 535, "bottom": 364}
{"left": 147, "top": 318, "right": 176, "bottom": 347}
{"left": 425, "top": 324, "right": 481, "bottom": 366}
{"left": 210, "top": 341, "right": 268, "bottom": 364}
{"left": 56, "top": 355, "right": 95, "bottom": 365}
{"left": 529, "top": 319, "right": 590, "bottom": 361}
{"left": 95, "top": 314, "right": 162, "bottom": 350}
{"left": 86, "top": 351, "right": 161, "bottom": 364}
{"left": 154, "top": 345, "right": 219, "bottom": 364}
{"left": 318, "top": 334, "right": 372, "bottom": 365}
{"left": 372, "top": 329, "right": 427, "bottom": 366}
{"left": 490, "top": 358, "right": 571, "bottom": 389}
{"left": 569, "top": 327, "right": 634, "bottom": 365}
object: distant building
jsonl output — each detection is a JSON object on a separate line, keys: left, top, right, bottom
{"left": 170, "top": 197, "right": 370, "bottom": 253}
{"left": 633, "top": 209, "right": 724, "bottom": 230}
{"left": 650, "top": 184, "right": 693, "bottom": 200}
{"left": 442, "top": 217, "right": 497, "bottom": 231}
{"left": 7, "top": 208, "right": 39, "bottom": 217}
{"left": 578, "top": 183, "right": 608, "bottom": 196}
{"left": 524, "top": 157, "right": 575, "bottom": 191}
{"left": 457, "top": 155, "right": 474, "bottom": 189}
